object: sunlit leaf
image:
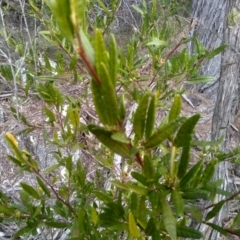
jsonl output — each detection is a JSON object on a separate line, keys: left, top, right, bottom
{"left": 129, "top": 212, "right": 141, "bottom": 238}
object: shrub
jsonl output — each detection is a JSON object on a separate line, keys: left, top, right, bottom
{"left": 1, "top": 0, "right": 240, "bottom": 239}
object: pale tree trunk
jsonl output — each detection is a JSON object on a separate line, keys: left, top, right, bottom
{"left": 189, "top": 0, "right": 240, "bottom": 239}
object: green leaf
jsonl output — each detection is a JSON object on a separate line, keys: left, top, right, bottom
{"left": 80, "top": 28, "right": 94, "bottom": 64}
{"left": 36, "top": 176, "right": 51, "bottom": 197}
{"left": 44, "top": 163, "right": 61, "bottom": 173}
{"left": 177, "top": 226, "right": 203, "bottom": 239}
{"left": 7, "top": 155, "right": 23, "bottom": 167}
{"left": 206, "top": 45, "right": 227, "bottom": 59}
{"left": 112, "top": 181, "right": 148, "bottom": 196}
{"left": 205, "top": 200, "right": 225, "bottom": 221}
{"left": 92, "top": 207, "right": 98, "bottom": 225}
{"left": 5, "top": 133, "right": 26, "bottom": 163}
{"left": 177, "top": 144, "right": 191, "bottom": 179}
{"left": 13, "top": 226, "right": 31, "bottom": 239}
{"left": 145, "top": 94, "right": 156, "bottom": 139}
{"left": 179, "top": 160, "right": 204, "bottom": 189}
{"left": 93, "top": 190, "right": 112, "bottom": 203}
{"left": 131, "top": 171, "right": 147, "bottom": 186}
{"left": 205, "top": 223, "right": 228, "bottom": 236}
{"left": 96, "top": 0, "right": 111, "bottom": 16}
{"left": 171, "top": 190, "right": 184, "bottom": 216}
{"left": 119, "top": 94, "right": 126, "bottom": 122}
{"left": 174, "top": 114, "right": 200, "bottom": 148}
{"left": 188, "top": 206, "right": 203, "bottom": 223}
{"left": 0, "top": 204, "right": 15, "bottom": 215}
{"left": 44, "top": 221, "right": 69, "bottom": 228}
{"left": 137, "top": 196, "right": 147, "bottom": 228}
{"left": 94, "top": 28, "right": 108, "bottom": 72}
{"left": 109, "top": 34, "right": 118, "bottom": 86}
{"left": 88, "top": 125, "right": 131, "bottom": 158}
{"left": 182, "top": 189, "right": 209, "bottom": 200}
{"left": 20, "top": 183, "right": 40, "bottom": 200}
{"left": 91, "top": 79, "right": 109, "bottom": 125}
{"left": 146, "top": 38, "right": 167, "bottom": 47}
{"left": 98, "top": 62, "right": 119, "bottom": 126}
{"left": 42, "top": 107, "right": 55, "bottom": 124}
{"left": 143, "top": 155, "right": 154, "bottom": 183}
{"left": 129, "top": 212, "right": 141, "bottom": 238}
{"left": 133, "top": 93, "right": 149, "bottom": 140}
{"left": 201, "top": 159, "right": 217, "bottom": 186}
{"left": 187, "top": 75, "right": 215, "bottom": 84}
{"left": 65, "top": 155, "right": 73, "bottom": 177}
{"left": 144, "top": 117, "right": 185, "bottom": 149}
{"left": 159, "top": 193, "right": 177, "bottom": 240}
{"left": 111, "top": 132, "right": 129, "bottom": 143}
{"left": 145, "top": 218, "right": 156, "bottom": 236}
{"left": 169, "top": 94, "right": 181, "bottom": 122}
{"left": 49, "top": 0, "right": 74, "bottom": 40}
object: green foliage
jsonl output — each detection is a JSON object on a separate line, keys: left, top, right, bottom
{"left": 2, "top": 0, "right": 240, "bottom": 239}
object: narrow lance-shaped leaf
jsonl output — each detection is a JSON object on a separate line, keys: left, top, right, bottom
{"left": 112, "top": 181, "right": 148, "bottom": 196}
{"left": 205, "top": 223, "right": 228, "bottom": 237}
{"left": 144, "top": 117, "right": 185, "bottom": 149}
{"left": 49, "top": 0, "right": 74, "bottom": 40}
{"left": 88, "top": 125, "right": 131, "bottom": 158}
{"left": 159, "top": 193, "right": 177, "bottom": 240}
{"left": 171, "top": 190, "right": 184, "bottom": 217}
{"left": 143, "top": 155, "right": 154, "bottom": 183}
{"left": 179, "top": 159, "right": 204, "bottom": 189}
{"left": 169, "top": 94, "right": 181, "bottom": 122}
{"left": 187, "top": 75, "right": 215, "bottom": 84}
{"left": 91, "top": 79, "right": 109, "bottom": 125}
{"left": 206, "top": 45, "right": 227, "bottom": 59}
{"left": 20, "top": 183, "right": 40, "bottom": 200}
{"left": 36, "top": 176, "right": 51, "bottom": 197}
{"left": 174, "top": 114, "right": 200, "bottom": 148}
{"left": 137, "top": 196, "right": 147, "bottom": 228}
{"left": 80, "top": 28, "right": 94, "bottom": 64}
{"left": 119, "top": 94, "right": 126, "bottom": 122}
{"left": 131, "top": 172, "right": 147, "bottom": 186}
{"left": 5, "top": 133, "right": 26, "bottom": 164}
{"left": 0, "top": 204, "right": 15, "bottom": 215}
{"left": 98, "top": 62, "right": 119, "bottom": 126}
{"left": 178, "top": 144, "right": 191, "bottom": 179}
{"left": 205, "top": 200, "right": 225, "bottom": 221}
{"left": 94, "top": 29, "right": 108, "bottom": 73}
{"left": 109, "top": 34, "right": 118, "bottom": 86}
{"left": 44, "top": 221, "right": 69, "bottom": 228}
{"left": 177, "top": 226, "right": 203, "bottom": 239}
{"left": 201, "top": 159, "right": 217, "bottom": 186}
{"left": 129, "top": 212, "right": 141, "bottom": 238}
{"left": 145, "top": 217, "right": 156, "bottom": 236}
{"left": 133, "top": 93, "right": 149, "bottom": 140}
{"left": 145, "top": 94, "right": 156, "bottom": 139}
